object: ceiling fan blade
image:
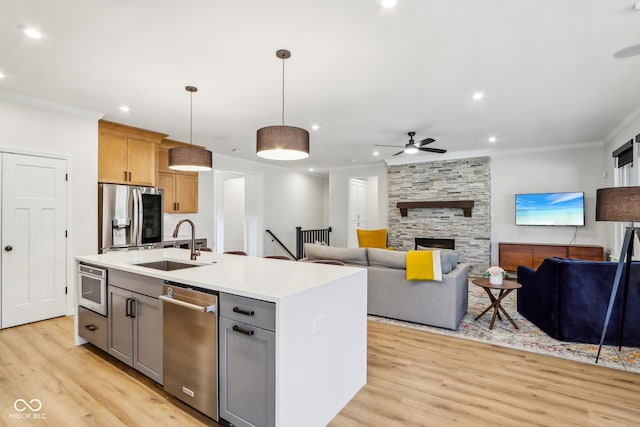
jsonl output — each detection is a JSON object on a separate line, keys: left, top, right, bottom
{"left": 375, "top": 144, "right": 403, "bottom": 148}
{"left": 392, "top": 150, "right": 405, "bottom": 156}
{"left": 419, "top": 147, "right": 447, "bottom": 154}
{"left": 417, "top": 138, "right": 435, "bottom": 147}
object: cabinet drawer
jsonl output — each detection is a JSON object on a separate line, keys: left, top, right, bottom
{"left": 220, "top": 293, "right": 275, "bottom": 332}
{"left": 78, "top": 306, "right": 108, "bottom": 352}
{"left": 568, "top": 246, "right": 604, "bottom": 260}
{"left": 109, "top": 269, "right": 164, "bottom": 298}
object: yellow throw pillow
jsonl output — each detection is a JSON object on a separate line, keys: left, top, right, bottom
{"left": 356, "top": 229, "right": 388, "bottom": 249}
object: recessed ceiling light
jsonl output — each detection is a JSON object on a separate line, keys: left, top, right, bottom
{"left": 373, "top": 151, "right": 380, "bottom": 156}
{"left": 472, "top": 92, "right": 485, "bottom": 101}
{"left": 381, "top": 0, "right": 398, "bottom": 8}
{"left": 311, "top": 124, "right": 319, "bottom": 131}
{"left": 488, "top": 136, "right": 497, "bottom": 143}
{"left": 613, "top": 43, "right": 640, "bottom": 59}
{"left": 309, "top": 167, "right": 314, "bottom": 172}
{"left": 20, "top": 26, "right": 43, "bottom": 39}
{"left": 0, "top": 71, "right": 5, "bottom": 79}
{"left": 119, "top": 105, "right": 130, "bottom": 112}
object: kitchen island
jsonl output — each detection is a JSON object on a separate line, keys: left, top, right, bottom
{"left": 75, "top": 248, "right": 367, "bottom": 427}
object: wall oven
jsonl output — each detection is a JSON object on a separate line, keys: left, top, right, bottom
{"left": 78, "top": 264, "right": 107, "bottom": 316}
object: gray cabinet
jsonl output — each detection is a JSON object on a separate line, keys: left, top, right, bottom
{"left": 107, "top": 271, "right": 163, "bottom": 385}
{"left": 78, "top": 306, "right": 108, "bottom": 352}
{"left": 219, "top": 293, "right": 275, "bottom": 427}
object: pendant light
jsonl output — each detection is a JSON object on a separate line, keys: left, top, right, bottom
{"left": 168, "top": 85, "right": 213, "bottom": 171}
{"left": 256, "top": 49, "right": 310, "bottom": 161}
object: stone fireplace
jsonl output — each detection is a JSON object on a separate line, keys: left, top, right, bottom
{"left": 387, "top": 156, "right": 491, "bottom": 276}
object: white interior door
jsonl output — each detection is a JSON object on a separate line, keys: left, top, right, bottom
{"left": 1, "top": 153, "right": 67, "bottom": 329}
{"left": 348, "top": 179, "right": 368, "bottom": 248}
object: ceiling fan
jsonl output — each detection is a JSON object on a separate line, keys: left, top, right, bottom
{"left": 376, "top": 132, "right": 447, "bottom": 156}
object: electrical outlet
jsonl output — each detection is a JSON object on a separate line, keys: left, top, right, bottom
{"left": 313, "top": 315, "right": 326, "bottom": 335}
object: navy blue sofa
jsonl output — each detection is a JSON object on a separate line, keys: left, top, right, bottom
{"left": 517, "top": 257, "right": 640, "bottom": 346}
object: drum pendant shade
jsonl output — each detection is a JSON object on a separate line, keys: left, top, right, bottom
{"left": 257, "top": 125, "right": 309, "bottom": 160}
{"left": 168, "top": 146, "right": 213, "bottom": 171}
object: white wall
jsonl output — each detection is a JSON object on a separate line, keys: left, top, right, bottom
{"left": 490, "top": 143, "right": 612, "bottom": 264}
{"left": 329, "top": 163, "right": 388, "bottom": 247}
{"left": 0, "top": 92, "right": 101, "bottom": 315}
{"left": 213, "top": 154, "right": 328, "bottom": 257}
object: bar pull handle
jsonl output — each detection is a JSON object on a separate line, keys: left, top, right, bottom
{"left": 128, "top": 171, "right": 132, "bottom": 181}
{"left": 124, "top": 171, "right": 128, "bottom": 181}
{"left": 176, "top": 202, "right": 180, "bottom": 211}
{"left": 85, "top": 324, "right": 97, "bottom": 331}
{"left": 232, "top": 307, "right": 255, "bottom": 316}
{"left": 159, "top": 295, "right": 216, "bottom": 313}
{"left": 125, "top": 298, "right": 132, "bottom": 317}
{"left": 130, "top": 299, "right": 137, "bottom": 318}
{"left": 232, "top": 325, "right": 254, "bottom": 336}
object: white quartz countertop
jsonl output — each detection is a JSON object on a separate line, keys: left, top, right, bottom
{"left": 76, "top": 248, "right": 365, "bottom": 302}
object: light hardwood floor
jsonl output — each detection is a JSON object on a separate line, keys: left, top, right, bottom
{"left": 1, "top": 316, "right": 639, "bottom": 426}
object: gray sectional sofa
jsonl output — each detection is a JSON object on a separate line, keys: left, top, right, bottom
{"left": 303, "top": 243, "right": 470, "bottom": 329}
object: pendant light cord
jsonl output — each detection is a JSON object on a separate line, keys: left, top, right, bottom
{"left": 189, "top": 90, "right": 193, "bottom": 145}
{"left": 281, "top": 57, "right": 285, "bottom": 126}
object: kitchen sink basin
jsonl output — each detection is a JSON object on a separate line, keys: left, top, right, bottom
{"left": 133, "top": 260, "right": 208, "bottom": 271}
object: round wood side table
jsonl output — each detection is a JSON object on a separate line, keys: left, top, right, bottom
{"left": 471, "top": 278, "right": 522, "bottom": 330}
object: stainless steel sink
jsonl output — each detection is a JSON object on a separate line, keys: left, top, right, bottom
{"left": 134, "top": 260, "right": 207, "bottom": 271}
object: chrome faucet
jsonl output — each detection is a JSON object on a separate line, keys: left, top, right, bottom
{"left": 172, "top": 219, "right": 200, "bottom": 260}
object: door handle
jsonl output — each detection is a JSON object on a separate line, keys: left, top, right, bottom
{"left": 85, "top": 324, "right": 97, "bottom": 331}
{"left": 125, "top": 298, "right": 131, "bottom": 317}
{"left": 4, "top": 245, "right": 13, "bottom": 252}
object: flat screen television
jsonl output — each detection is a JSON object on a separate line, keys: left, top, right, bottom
{"left": 515, "top": 192, "right": 585, "bottom": 226}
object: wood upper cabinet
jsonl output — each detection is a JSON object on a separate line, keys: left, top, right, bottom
{"left": 98, "top": 120, "right": 166, "bottom": 186}
{"left": 157, "top": 141, "right": 199, "bottom": 213}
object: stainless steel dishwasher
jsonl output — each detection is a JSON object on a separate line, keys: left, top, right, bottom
{"left": 159, "top": 283, "right": 219, "bottom": 421}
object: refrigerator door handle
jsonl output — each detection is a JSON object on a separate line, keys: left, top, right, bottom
{"left": 136, "top": 188, "right": 143, "bottom": 245}
{"left": 132, "top": 188, "right": 139, "bottom": 246}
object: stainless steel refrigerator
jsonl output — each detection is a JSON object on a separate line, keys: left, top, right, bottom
{"left": 98, "top": 183, "right": 163, "bottom": 253}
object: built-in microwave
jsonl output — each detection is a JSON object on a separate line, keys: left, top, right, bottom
{"left": 78, "top": 264, "right": 107, "bottom": 316}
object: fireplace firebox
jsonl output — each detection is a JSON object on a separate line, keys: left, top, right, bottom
{"left": 415, "top": 238, "right": 455, "bottom": 250}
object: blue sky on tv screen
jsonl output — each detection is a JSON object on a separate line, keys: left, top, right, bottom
{"left": 515, "top": 192, "right": 584, "bottom": 226}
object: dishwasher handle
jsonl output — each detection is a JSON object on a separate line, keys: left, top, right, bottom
{"left": 159, "top": 294, "right": 216, "bottom": 313}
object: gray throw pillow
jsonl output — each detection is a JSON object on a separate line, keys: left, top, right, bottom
{"left": 367, "top": 248, "right": 406, "bottom": 270}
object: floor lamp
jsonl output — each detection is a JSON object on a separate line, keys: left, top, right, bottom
{"left": 594, "top": 187, "right": 640, "bottom": 363}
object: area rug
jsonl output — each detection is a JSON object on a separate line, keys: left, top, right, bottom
{"left": 369, "top": 281, "right": 640, "bottom": 374}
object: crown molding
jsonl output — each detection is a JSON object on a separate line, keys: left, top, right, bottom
{"left": 384, "top": 148, "right": 492, "bottom": 166}
{"left": 605, "top": 104, "right": 640, "bottom": 143}
{"left": 0, "top": 89, "right": 103, "bottom": 120}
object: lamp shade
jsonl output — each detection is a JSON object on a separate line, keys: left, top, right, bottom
{"left": 595, "top": 187, "right": 640, "bottom": 222}
{"left": 256, "top": 125, "right": 310, "bottom": 160}
{"left": 168, "top": 146, "right": 213, "bottom": 172}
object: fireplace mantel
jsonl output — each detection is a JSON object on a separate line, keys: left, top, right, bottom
{"left": 397, "top": 200, "right": 475, "bottom": 217}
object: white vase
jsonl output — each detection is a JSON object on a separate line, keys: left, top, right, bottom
{"left": 489, "top": 274, "right": 503, "bottom": 285}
